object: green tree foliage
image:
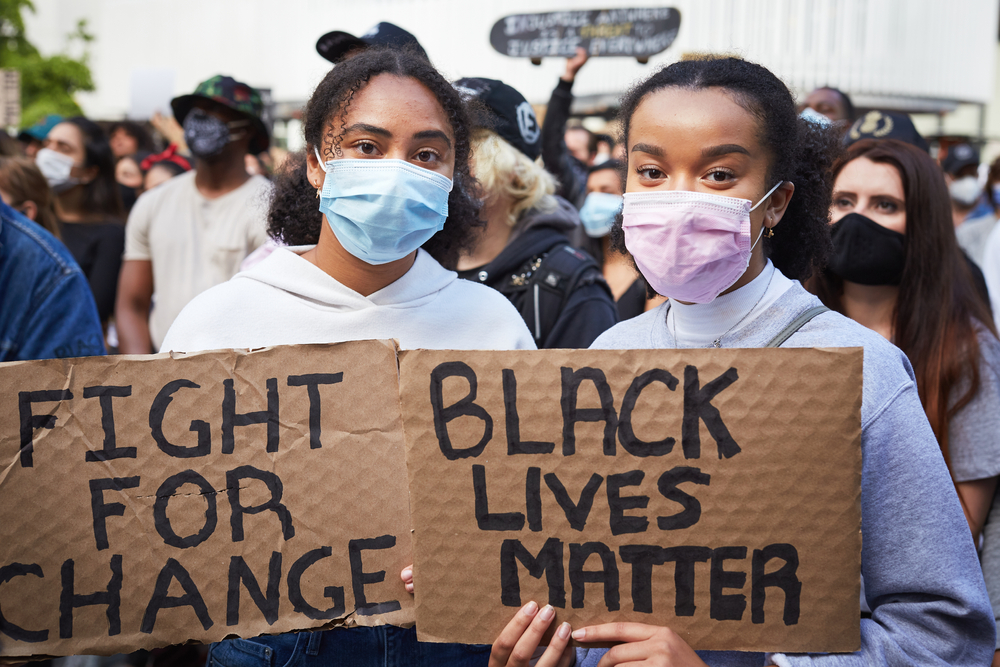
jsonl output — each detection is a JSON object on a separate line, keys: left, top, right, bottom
{"left": 0, "top": 1, "right": 94, "bottom": 127}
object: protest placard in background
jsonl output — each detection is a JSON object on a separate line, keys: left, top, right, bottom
{"left": 399, "top": 347, "right": 863, "bottom": 652}
{"left": 0, "top": 340, "right": 413, "bottom": 659}
{"left": 489, "top": 8, "right": 681, "bottom": 59}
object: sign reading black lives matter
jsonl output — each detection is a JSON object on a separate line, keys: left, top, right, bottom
{"left": 490, "top": 8, "right": 681, "bottom": 59}
{"left": 0, "top": 341, "right": 414, "bottom": 659}
{"left": 400, "top": 348, "right": 863, "bottom": 652}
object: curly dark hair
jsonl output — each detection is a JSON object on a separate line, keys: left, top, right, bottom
{"left": 608, "top": 57, "right": 842, "bottom": 286}
{"left": 268, "top": 46, "right": 482, "bottom": 269}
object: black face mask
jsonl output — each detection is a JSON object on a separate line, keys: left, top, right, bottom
{"left": 827, "top": 212, "right": 906, "bottom": 286}
{"left": 118, "top": 182, "right": 138, "bottom": 212}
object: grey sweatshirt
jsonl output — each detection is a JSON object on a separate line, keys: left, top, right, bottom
{"left": 578, "top": 280, "right": 995, "bottom": 666}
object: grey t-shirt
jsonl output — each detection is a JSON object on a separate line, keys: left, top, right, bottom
{"left": 948, "top": 326, "right": 1000, "bottom": 647}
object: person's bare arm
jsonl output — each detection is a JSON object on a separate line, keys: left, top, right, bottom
{"left": 115, "top": 259, "right": 154, "bottom": 353}
{"left": 956, "top": 477, "right": 999, "bottom": 541}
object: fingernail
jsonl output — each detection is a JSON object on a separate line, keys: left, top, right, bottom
{"left": 402, "top": 567, "right": 412, "bottom": 576}
{"left": 557, "top": 622, "right": 571, "bottom": 639}
{"left": 539, "top": 605, "right": 554, "bottom": 621}
{"left": 572, "top": 629, "right": 585, "bottom": 640}
{"left": 522, "top": 601, "right": 538, "bottom": 616}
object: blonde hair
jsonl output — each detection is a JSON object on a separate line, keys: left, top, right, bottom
{"left": 0, "top": 156, "right": 60, "bottom": 238}
{"left": 471, "top": 129, "right": 557, "bottom": 227}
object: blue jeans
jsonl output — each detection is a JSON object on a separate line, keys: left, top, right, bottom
{"left": 207, "top": 626, "right": 490, "bottom": 667}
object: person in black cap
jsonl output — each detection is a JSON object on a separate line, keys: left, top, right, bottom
{"left": 453, "top": 77, "right": 618, "bottom": 349}
{"left": 845, "top": 109, "right": 929, "bottom": 152}
{"left": 316, "top": 21, "right": 428, "bottom": 63}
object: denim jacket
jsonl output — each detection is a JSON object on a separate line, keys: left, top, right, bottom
{"left": 0, "top": 202, "right": 105, "bottom": 361}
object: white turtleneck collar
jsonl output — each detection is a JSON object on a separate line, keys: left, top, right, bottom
{"left": 666, "top": 260, "right": 794, "bottom": 348}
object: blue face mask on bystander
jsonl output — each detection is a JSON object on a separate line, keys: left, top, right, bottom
{"left": 578, "top": 191, "right": 623, "bottom": 238}
{"left": 314, "top": 149, "right": 453, "bottom": 264}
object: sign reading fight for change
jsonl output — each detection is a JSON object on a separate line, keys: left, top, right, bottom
{"left": 400, "top": 348, "right": 862, "bottom": 652}
{"left": 489, "top": 8, "right": 681, "bottom": 60}
{"left": 0, "top": 344, "right": 862, "bottom": 658}
{"left": 0, "top": 341, "right": 413, "bottom": 659}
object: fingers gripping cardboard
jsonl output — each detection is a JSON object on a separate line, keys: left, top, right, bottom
{"left": 398, "top": 347, "right": 863, "bottom": 652}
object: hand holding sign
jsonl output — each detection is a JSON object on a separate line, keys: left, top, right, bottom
{"left": 489, "top": 602, "right": 573, "bottom": 667}
{"left": 573, "top": 623, "right": 709, "bottom": 666}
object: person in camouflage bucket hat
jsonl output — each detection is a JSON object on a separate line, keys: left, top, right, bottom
{"left": 171, "top": 75, "right": 269, "bottom": 154}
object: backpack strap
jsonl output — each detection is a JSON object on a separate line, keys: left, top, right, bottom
{"left": 765, "top": 305, "right": 830, "bottom": 348}
{"left": 503, "top": 244, "right": 608, "bottom": 346}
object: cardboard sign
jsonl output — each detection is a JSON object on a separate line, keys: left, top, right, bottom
{"left": 400, "top": 348, "right": 863, "bottom": 652}
{"left": 0, "top": 341, "right": 413, "bottom": 659}
{"left": 489, "top": 8, "right": 681, "bottom": 59}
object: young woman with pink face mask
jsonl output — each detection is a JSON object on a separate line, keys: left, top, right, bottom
{"left": 487, "top": 57, "right": 995, "bottom": 667}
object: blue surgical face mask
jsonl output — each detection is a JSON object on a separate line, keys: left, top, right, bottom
{"left": 579, "top": 191, "right": 623, "bottom": 238}
{"left": 314, "top": 149, "right": 453, "bottom": 265}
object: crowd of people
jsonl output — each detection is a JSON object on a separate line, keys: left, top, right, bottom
{"left": 4, "top": 17, "right": 1000, "bottom": 667}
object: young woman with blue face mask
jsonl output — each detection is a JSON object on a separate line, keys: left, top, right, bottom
{"left": 161, "top": 48, "right": 533, "bottom": 355}
{"left": 161, "top": 46, "right": 532, "bottom": 667}
{"left": 489, "top": 57, "right": 995, "bottom": 667}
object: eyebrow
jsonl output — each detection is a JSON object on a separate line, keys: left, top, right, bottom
{"left": 342, "top": 123, "right": 392, "bottom": 137}
{"left": 631, "top": 143, "right": 663, "bottom": 157}
{"left": 413, "top": 129, "right": 452, "bottom": 148}
{"left": 701, "top": 143, "right": 750, "bottom": 158}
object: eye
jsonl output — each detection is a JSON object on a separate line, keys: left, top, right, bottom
{"left": 636, "top": 166, "right": 665, "bottom": 181}
{"left": 414, "top": 149, "right": 438, "bottom": 163}
{"left": 705, "top": 168, "right": 734, "bottom": 183}
{"left": 875, "top": 199, "right": 899, "bottom": 213}
{"left": 357, "top": 141, "right": 378, "bottom": 156}
{"left": 833, "top": 197, "right": 854, "bottom": 209}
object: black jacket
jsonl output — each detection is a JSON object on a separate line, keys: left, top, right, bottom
{"left": 457, "top": 198, "right": 619, "bottom": 349}
{"left": 540, "top": 78, "right": 588, "bottom": 210}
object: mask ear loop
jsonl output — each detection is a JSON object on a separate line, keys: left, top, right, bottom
{"left": 748, "top": 181, "right": 785, "bottom": 252}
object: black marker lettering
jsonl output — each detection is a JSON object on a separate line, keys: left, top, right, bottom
{"left": 569, "top": 542, "right": 619, "bottom": 610}
{"left": 89, "top": 477, "right": 141, "bottom": 550}
{"left": 222, "top": 378, "right": 279, "bottom": 454}
{"left": 526, "top": 467, "right": 542, "bottom": 532}
{"left": 560, "top": 367, "right": 618, "bottom": 456}
{"left": 226, "top": 466, "right": 294, "bottom": 542}
{"left": 752, "top": 543, "right": 801, "bottom": 625}
{"left": 618, "top": 369, "right": 678, "bottom": 457}
{"left": 227, "top": 552, "right": 282, "bottom": 626}
{"left": 83, "top": 385, "right": 135, "bottom": 461}
{"left": 545, "top": 472, "right": 603, "bottom": 531}
{"left": 149, "top": 379, "right": 211, "bottom": 458}
{"left": 349, "top": 536, "right": 402, "bottom": 616}
{"left": 656, "top": 467, "right": 710, "bottom": 530}
{"left": 504, "top": 369, "right": 554, "bottom": 455}
{"left": 429, "top": 362, "right": 493, "bottom": 460}
{"left": 18, "top": 389, "right": 72, "bottom": 467}
{"left": 0, "top": 563, "right": 48, "bottom": 642}
{"left": 60, "top": 555, "right": 122, "bottom": 638}
{"left": 663, "top": 546, "right": 711, "bottom": 616}
{"left": 710, "top": 546, "right": 747, "bottom": 621}
{"left": 153, "top": 470, "right": 217, "bottom": 549}
{"left": 287, "top": 547, "right": 345, "bottom": 620}
{"left": 286, "top": 373, "right": 343, "bottom": 449}
{"left": 473, "top": 464, "right": 525, "bottom": 531}
{"left": 140, "top": 558, "right": 213, "bottom": 633}
{"left": 682, "top": 366, "right": 740, "bottom": 459}
{"left": 500, "top": 538, "right": 565, "bottom": 608}
{"left": 619, "top": 545, "right": 666, "bottom": 613}
{"left": 607, "top": 471, "right": 649, "bottom": 535}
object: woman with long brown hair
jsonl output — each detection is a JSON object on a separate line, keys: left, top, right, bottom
{"left": 812, "top": 137, "right": 1000, "bottom": 664}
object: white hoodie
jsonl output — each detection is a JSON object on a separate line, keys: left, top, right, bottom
{"left": 160, "top": 246, "right": 536, "bottom": 352}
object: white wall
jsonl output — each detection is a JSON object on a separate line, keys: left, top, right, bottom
{"left": 23, "top": 0, "right": 1000, "bottom": 121}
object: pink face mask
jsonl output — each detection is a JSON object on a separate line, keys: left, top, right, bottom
{"left": 622, "top": 182, "right": 783, "bottom": 304}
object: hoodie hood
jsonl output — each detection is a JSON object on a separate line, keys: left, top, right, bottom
{"left": 237, "top": 246, "right": 458, "bottom": 312}
{"left": 469, "top": 196, "right": 583, "bottom": 280}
